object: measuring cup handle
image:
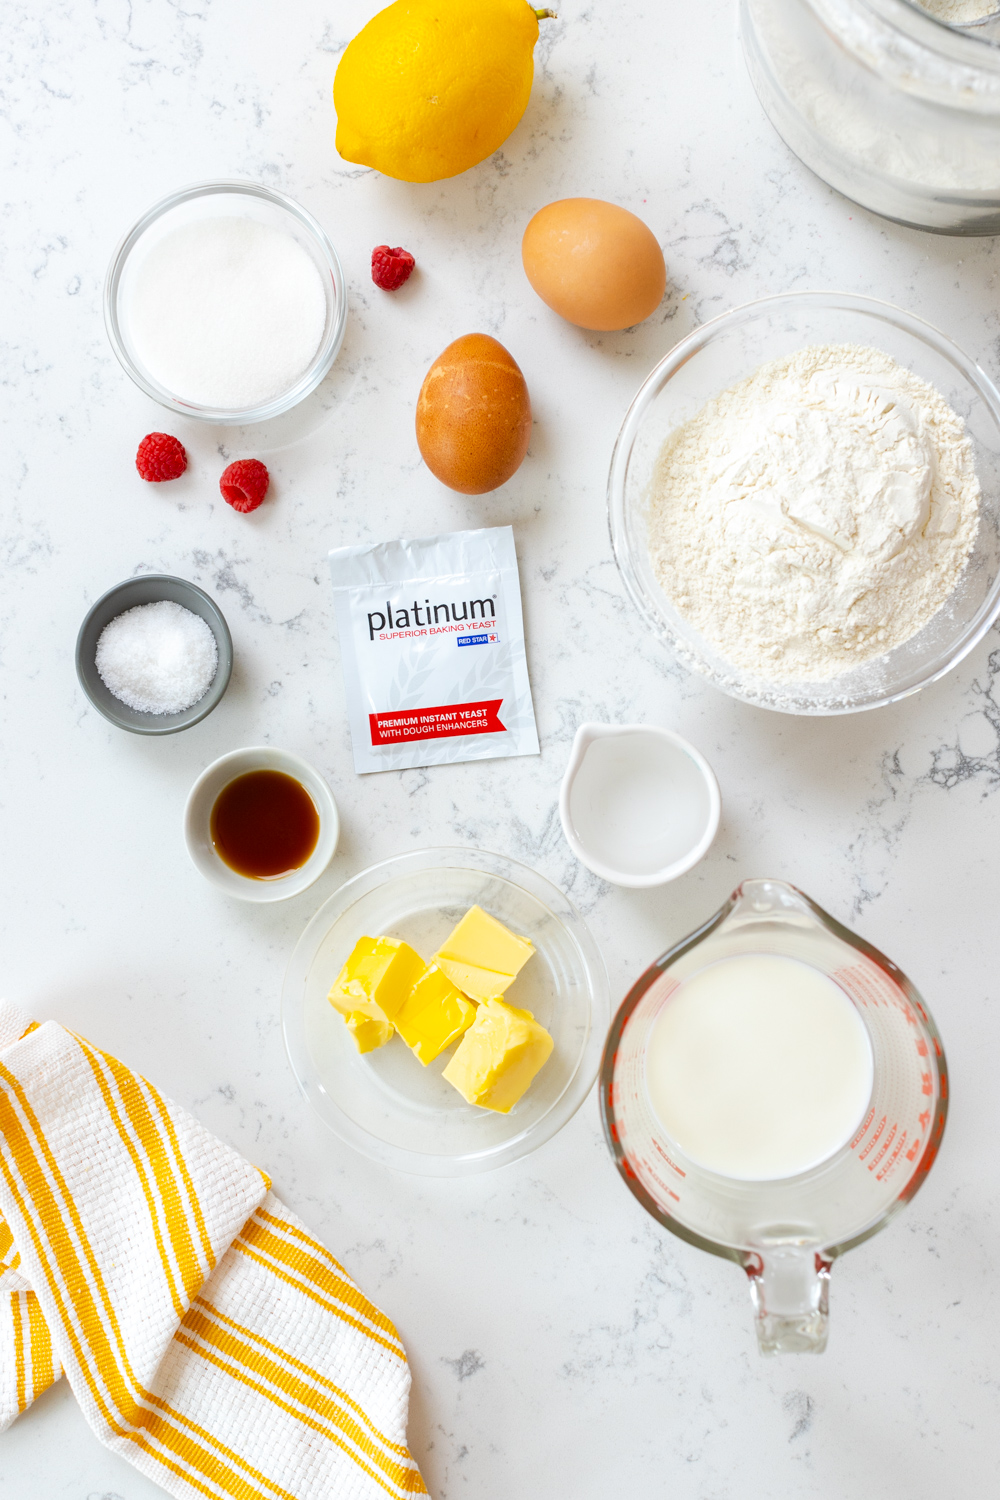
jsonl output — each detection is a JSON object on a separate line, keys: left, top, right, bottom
{"left": 744, "top": 1247, "right": 831, "bottom": 1355}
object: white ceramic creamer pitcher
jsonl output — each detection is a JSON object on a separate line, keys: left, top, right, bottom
{"left": 600, "top": 879, "right": 948, "bottom": 1354}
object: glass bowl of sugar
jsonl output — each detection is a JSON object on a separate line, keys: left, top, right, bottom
{"left": 104, "top": 180, "right": 347, "bottom": 423}
{"left": 609, "top": 290, "right": 1000, "bottom": 714}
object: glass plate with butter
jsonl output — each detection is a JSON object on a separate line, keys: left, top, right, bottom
{"left": 281, "top": 847, "right": 610, "bottom": 1175}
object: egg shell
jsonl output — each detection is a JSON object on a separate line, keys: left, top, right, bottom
{"left": 521, "top": 198, "right": 666, "bottom": 332}
{"left": 415, "top": 333, "right": 532, "bottom": 495}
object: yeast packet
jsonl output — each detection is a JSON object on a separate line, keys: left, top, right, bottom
{"left": 328, "top": 526, "right": 539, "bottom": 774}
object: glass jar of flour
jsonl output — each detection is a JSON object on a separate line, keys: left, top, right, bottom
{"left": 741, "top": 0, "right": 1000, "bottom": 234}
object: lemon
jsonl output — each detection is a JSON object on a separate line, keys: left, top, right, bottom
{"left": 334, "top": 0, "right": 555, "bottom": 183}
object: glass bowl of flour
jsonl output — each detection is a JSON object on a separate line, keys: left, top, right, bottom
{"left": 105, "top": 180, "right": 347, "bottom": 423}
{"left": 609, "top": 290, "right": 1000, "bottom": 714}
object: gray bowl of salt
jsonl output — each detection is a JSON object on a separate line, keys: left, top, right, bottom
{"left": 76, "top": 574, "right": 233, "bottom": 735}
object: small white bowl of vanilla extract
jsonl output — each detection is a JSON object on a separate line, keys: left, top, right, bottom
{"left": 184, "top": 747, "right": 339, "bottom": 901}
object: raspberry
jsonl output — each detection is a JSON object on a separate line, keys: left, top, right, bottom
{"left": 136, "top": 432, "right": 187, "bottom": 482}
{"left": 220, "top": 459, "right": 269, "bottom": 513}
{"left": 371, "top": 245, "right": 415, "bottom": 292}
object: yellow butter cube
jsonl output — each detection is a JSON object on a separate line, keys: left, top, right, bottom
{"left": 327, "top": 935, "right": 425, "bottom": 1054}
{"left": 393, "top": 963, "right": 477, "bottom": 1065}
{"left": 442, "top": 998, "right": 553, "bottom": 1113}
{"left": 343, "top": 1011, "right": 393, "bottom": 1054}
{"left": 433, "top": 905, "right": 535, "bottom": 1003}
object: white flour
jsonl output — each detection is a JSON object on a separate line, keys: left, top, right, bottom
{"left": 647, "top": 344, "right": 980, "bottom": 682}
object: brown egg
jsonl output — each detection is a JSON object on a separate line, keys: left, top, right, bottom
{"left": 521, "top": 198, "right": 666, "bottom": 331}
{"left": 416, "top": 333, "right": 532, "bottom": 495}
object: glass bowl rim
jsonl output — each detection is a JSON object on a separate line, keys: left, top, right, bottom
{"left": 103, "top": 178, "right": 348, "bottom": 424}
{"left": 607, "top": 287, "right": 1000, "bottom": 715}
{"left": 852, "top": 0, "right": 1000, "bottom": 60}
{"left": 281, "top": 845, "right": 611, "bottom": 1176}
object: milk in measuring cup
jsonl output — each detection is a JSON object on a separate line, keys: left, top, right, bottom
{"left": 645, "top": 954, "right": 874, "bottom": 1180}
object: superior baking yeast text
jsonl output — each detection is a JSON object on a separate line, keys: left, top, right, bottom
{"left": 329, "top": 526, "right": 539, "bottom": 773}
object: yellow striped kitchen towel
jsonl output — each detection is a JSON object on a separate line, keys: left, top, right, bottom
{"left": 0, "top": 1000, "right": 426, "bottom": 1499}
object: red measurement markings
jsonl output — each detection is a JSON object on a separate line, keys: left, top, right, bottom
{"left": 650, "top": 1137, "right": 686, "bottom": 1178}
{"left": 649, "top": 976, "right": 681, "bottom": 1014}
{"left": 834, "top": 961, "right": 940, "bottom": 1176}
{"left": 905, "top": 1109, "right": 933, "bottom": 1164}
{"left": 635, "top": 1157, "right": 682, "bottom": 1204}
{"left": 868, "top": 1120, "right": 898, "bottom": 1171}
{"left": 616, "top": 973, "right": 687, "bottom": 1214}
{"left": 850, "top": 1108, "right": 876, "bottom": 1151}
{"left": 832, "top": 959, "right": 907, "bottom": 1011}
{"left": 876, "top": 1128, "right": 908, "bottom": 1182}
{"left": 859, "top": 1115, "right": 887, "bottom": 1161}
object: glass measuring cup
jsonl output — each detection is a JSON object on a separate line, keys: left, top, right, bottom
{"left": 600, "top": 879, "right": 948, "bottom": 1354}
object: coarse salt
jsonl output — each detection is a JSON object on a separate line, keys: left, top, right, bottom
{"left": 127, "top": 217, "right": 327, "bottom": 410}
{"left": 95, "top": 600, "right": 219, "bottom": 715}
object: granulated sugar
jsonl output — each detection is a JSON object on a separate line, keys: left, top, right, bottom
{"left": 96, "top": 600, "right": 218, "bottom": 714}
{"left": 127, "top": 217, "right": 327, "bottom": 410}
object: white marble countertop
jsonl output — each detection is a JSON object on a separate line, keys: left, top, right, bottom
{"left": 4, "top": 1, "right": 1000, "bottom": 1496}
